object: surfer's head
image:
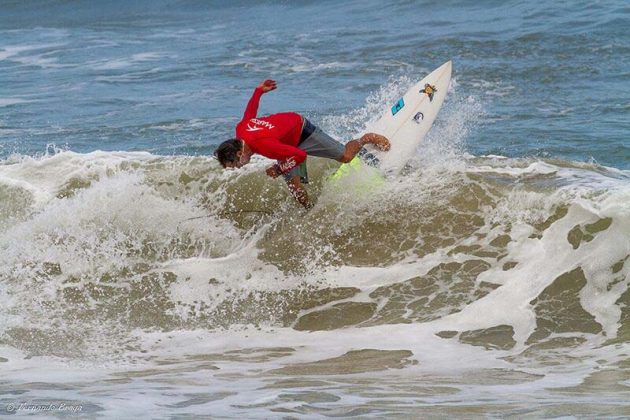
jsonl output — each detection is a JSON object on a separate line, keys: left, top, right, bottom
{"left": 215, "top": 138, "right": 244, "bottom": 168}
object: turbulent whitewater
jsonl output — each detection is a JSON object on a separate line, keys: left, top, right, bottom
{"left": 1, "top": 93, "right": 629, "bottom": 416}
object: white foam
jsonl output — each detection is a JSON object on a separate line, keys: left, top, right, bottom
{"left": 88, "top": 51, "right": 168, "bottom": 70}
{"left": 0, "top": 150, "right": 156, "bottom": 207}
{"left": 0, "top": 44, "right": 56, "bottom": 61}
{"left": 470, "top": 160, "right": 559, "bottom": 176}
{"left": 437, "top": 185, "right": 630, "bottom": 348}
{"left": 0, "top": 98, "right": 29, "bottom": 107}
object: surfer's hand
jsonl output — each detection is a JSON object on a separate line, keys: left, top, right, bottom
{"left": 266, "top": 165, "right": 281, "bottom": 178}
{"left": 257, "top": 79, "right": 277, "bottom": 93}
{"left": 303, "top": 200, "right": 314, "bottom": 211}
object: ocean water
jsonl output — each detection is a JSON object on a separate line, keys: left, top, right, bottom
{"left": 1, "top": 0, "right": 629, "bottom": 418}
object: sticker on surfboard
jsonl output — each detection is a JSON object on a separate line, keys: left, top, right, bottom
{"left": 420, "top": 84, "right": 437, "bottom": 101}
{"left": 391, "top": 98, "right": 404, "bottom": 115}
{"left": 413, "top": 112, "right": 424, "bottom": 123}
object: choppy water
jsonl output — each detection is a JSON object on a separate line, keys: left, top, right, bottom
{"left": 1, "top": 0, "right": 629, "bottom": 418}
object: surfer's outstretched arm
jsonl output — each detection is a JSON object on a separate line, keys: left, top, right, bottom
{"left": 286, "top": 175, "right": 312, "bottom": 209}
{"left": 338, "top": 133, "right": 390, "bottom": 163}
{"left": 241, "top": 79, "right": 277, "bottom": 121}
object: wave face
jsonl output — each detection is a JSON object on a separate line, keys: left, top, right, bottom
{"left": 1, "top": 83, "right": 629, "bottom": 416}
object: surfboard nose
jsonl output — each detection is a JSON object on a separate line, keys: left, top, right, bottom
{"left": 441, "top": 60, "right": 452, "bottom": 75}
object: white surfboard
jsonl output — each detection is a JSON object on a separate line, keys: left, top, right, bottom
{"left": 366, "top": 61, "right": 452, "bottom": 175}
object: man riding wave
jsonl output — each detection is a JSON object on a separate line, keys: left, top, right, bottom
{"left": 214, "top": 79, "right": 390, "bottom": 209}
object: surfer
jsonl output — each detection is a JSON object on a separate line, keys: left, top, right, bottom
{"left": 214, "top": 79, "right": 390, "bottom": 209}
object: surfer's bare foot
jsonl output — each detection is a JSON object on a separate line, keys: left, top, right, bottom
{"left": 360, "top": 133, "right": 391, "bottom": 151}
{"left": 339, "top": 133, "right": 391, "bottom": 163}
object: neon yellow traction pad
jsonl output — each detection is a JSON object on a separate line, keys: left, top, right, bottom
{"left": 328, "top": 157, "right": 386, "bottom": 194}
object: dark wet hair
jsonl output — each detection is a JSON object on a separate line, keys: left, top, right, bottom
{"left": 214, "top": 138, "right": 242, "bottom": 168}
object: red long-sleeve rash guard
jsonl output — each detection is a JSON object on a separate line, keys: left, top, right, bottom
{"left": 235, "top": 87, "right": 305, "bottom": 174}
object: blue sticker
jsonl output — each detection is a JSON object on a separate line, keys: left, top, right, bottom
{"left": 391, "top": 98, "right": 404, "bottom": 115}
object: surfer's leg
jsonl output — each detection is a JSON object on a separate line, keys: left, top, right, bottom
{"left": 297, "top": 119, "right": 389, "bottom": 164}
{"left": 339, "top": 133, "right": 390, "bottom": 163}
{"left": 282, "top": 161, "right": 309, "bottom": 184}
{"left": 297, "top": 122, "right": 345, "bottom": 163}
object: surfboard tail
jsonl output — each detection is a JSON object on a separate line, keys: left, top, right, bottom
{"left": 328, "top": 156, "right": 386, "bottom": 196}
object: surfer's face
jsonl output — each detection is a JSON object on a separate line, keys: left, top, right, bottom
{"left": 224, "top": 151, "right": 245, "bottom": 169}
{"left": 215, "top": 139, "right": 246, "bottom": 169}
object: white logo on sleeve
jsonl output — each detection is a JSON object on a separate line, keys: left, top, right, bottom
{"left": 278, "top": 157, "right": 297, "bottom": 172}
